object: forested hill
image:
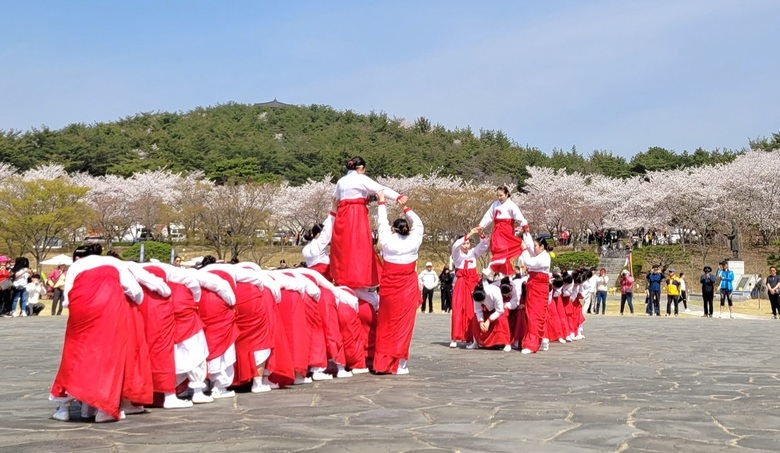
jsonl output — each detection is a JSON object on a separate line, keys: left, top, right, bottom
{"left": 0, "top": 102, "right": 756, "bottom": 186}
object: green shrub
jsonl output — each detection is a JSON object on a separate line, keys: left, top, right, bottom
{"left": 632, "top": 255, "right": 644, "bottom": 276}
{"left": 551, "top": 251, "right": 599, "bottom": 270}
{"left": 120, "top": 241, "right": 173, "bottom": 262}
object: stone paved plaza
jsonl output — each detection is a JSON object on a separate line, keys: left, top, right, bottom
{"left": 2, "top": 313, "right": 779, "bottom": 452}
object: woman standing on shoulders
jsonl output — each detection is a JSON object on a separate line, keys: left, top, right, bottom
{"left": 330, "top": 156, "right": 408, "bottom": 289}
{"left": 372, "top": 191, "right": 423, "bottom": 375}
{"left": 449, "top": 227, "right": 488, "bottom": 348}
{"left": 478, "top": 185, "right": 528, "bottom": 276}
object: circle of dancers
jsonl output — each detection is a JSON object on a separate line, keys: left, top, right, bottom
{"left": 48, "top": 157, "right": 587, "bottom": 423}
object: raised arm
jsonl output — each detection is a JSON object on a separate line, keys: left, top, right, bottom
{"left": 376, "top": 193, "right": 392, "bottom": 249}
{"left": 358, "top": 174, "right": 402, "bottom": 201}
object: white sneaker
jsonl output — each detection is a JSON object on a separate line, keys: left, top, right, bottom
{"left": 540, "top": 340, "right": 550, "bottom": 352}
{"left": 503, "top": 344, "right": 512, "bottom": 352}
{"left": 120, "top": 403, "right": 144, "bottom": 414}
{"left": 336, "top": 369, "right": 353, "bottom": 378}
{"left": 465, "top": 341, "right": 479, "bottom": 350}
{"left": 685, "top": 308, "right": 692, "bottom": 313}
{"left": 574, "top": 334, "right": 584, "bottom": 340}
{"left": 521, "top": 348, "right": 533, "bottom": 354}
{"left": 293, "top": 375, "right": 312, "bottom": 385}
{"left": 729, "top": 314, "right": 734, "bottom": 319}
{"left": 11, "top": 312, "right": 18, "bottom": 317}
{"left": 261, "top": 377, "right": 280, "bottom": 389}
{"left": 311, "top": 371, "right": 333, "bottom": 381}
{"left": 210, "top": 387, "right": 235, "bottom": 399}
{"left": 52, "top": 406, "right": 70, "bottom": 421}
{"left": 351, "top": 368, "right": 370, "bottom": 375}
{"left": 191, "top": 390, "right": 214, "bottom": 404}
{"left": 395, "top": 367, "right": 409, "bottom": 375}
{"left": 95, "top": 410, "right": 119, "bottom": 423}
{"left": 21, "top": 312, "right": 27, "bottom": 317}
{"left": 565, "top": 335, "right": 574, "bottom": 342}
{"left": 251, "top": 381, "right": 272, "bottom": 393}
{"left": 558, "top": 338, "right": 567, "bottom": 344}
{"left": 449, "top": 341, "right": 457, "bottom": 348}
{"left": 163, "top": 394, "right": 193, "bottom": 408}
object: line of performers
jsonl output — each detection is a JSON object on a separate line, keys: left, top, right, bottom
{"left": 49, "top": 156, "right": 425, "bottom": 422}
{"left": 48, "top": 156, "right": 590, "bottom": 423}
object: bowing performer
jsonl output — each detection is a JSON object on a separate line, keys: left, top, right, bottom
{"left": 467, "top": 279, "right": 512, "bottom": 351}
{"left": 50, "top": 244, "right": 152, "bottom": 423}
{"left": 372, "top": 191, "right": 423, "bottom": 375}
{"left": 196, "top": 257, "right": 239, "bottom": 399}
{"left": 165, "top": 264, "right": 213, "bottom": 404}
{"left": 478, "top": 185, "right": 529, "bottom": 276}
{"left": 449, "top": 227, "right": 488, "bottom": 348}
{"left": 330, "top": 156, "right": 408, "bottom": 289}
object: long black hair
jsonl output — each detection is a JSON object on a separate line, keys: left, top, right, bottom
{"left": 303, "top": 223, "right": 324, "bottom": 241}
{"left": 11, "top": 257, "right": 29, "bottom": 274}
{"left": 536, "top": 236, "right": 554, "bottom": 252}
{"left": 346, "top": 156, "right": 366, "bottom": 171}
{"left": 73, "top": 243, "right": 102, "bottom": 261}
{"left": 392, "top": 218, "right": 410, "bottom": 236}
{"left": 199, "top": 255, "right": 217, "bottom": 269}
{"left": 472, "top": 284, "right": 486, "bottom": 302}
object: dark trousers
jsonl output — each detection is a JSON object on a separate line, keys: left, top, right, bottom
{"left": 51, "top": 288, "right": 64, "bottom": 315}
{"left": 769, "top": 292, "right": 780, "bottom": 316}
{"left": 26, "top": 302, "right": 45, "bottom": 316}
{"left": 0, "top": 289, "right": 11, "bottom": 314}
{"left": 720, "top": 289, "right": 733, "bottom": 307}
{"left": 441, "top": 288, "right": 452, "bottom": 313}
{"left": 421, "top": 287, "right": 434, "bottom": 312}
{"left": 620, "top": 292, "right": 634, "bottom": 314}
{"left": 647, "top": 290, "right": 661, "bottom": 315}
{"left": 702, "top": 291, "right": 714, "bottom": 316}
{"left": 680, "top": 290, "right": 687, "bottom": 309}
{"left": 666, "top": 295, "right": 680, "bottom": 315}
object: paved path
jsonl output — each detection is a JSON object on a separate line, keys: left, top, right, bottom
{"left": 2, "top": 314, "right": 779, "bottom": 452}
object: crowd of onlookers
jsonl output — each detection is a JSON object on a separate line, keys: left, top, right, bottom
{"left": 0, "top": 256, "right": 67, "bottom": 318}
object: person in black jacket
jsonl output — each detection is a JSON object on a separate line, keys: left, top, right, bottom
{"left": 700, "top": 266, "right": 716, "bottom": 318}
{"left": 439, "top": 266, "right": 454, "bottom": 313}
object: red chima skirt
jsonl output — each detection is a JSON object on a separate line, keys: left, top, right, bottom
{"left": 373, "top": 261, "right": 420, "bottom": 373}
{"left": 471, "top": 305, "right": 510, "bottom": 348}
{"left": 330, "top": 198, "right": 382, "bottom": 288}
{"left": 489, "top": 219, "right": 525, "bottom": 274}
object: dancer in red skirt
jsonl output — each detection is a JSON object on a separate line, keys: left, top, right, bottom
{"left": 195, "top": 257, "right": 239, "bottom": 399}
{"left": 449, "top": 227, "right": 488, "bottom": 348}
{"left": 373, "top": 192, "right": 423, "bottom": 375}
{"left": 50, "top": 245, "right": 151, "bottom": 423}
{"left": 330, "top": 156, "right": 408, "bottom": 289}
{"left": 478, "top": 185, "right": 528, "bottom": 276}
{"left": 130, "top": 262, "right": 193, "bottom": 409}
{"left": 467, "top": 279, "right": 512, "bottom": 351}
{"left": 519, "top": 234, "right": 553, "bottom": 354}
{"left": 494, "top": 275, "right": 527, "bottom": 349}
{"left": 165, "top": 264, "right": 213, "bottom": 404}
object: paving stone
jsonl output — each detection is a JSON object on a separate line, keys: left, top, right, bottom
{"left": 2, "top": 314, "right": 780, "bottom": 451}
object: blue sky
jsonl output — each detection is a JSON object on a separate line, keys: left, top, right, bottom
{"left": 2, "top": 0, "right": 778, "bottom": 158}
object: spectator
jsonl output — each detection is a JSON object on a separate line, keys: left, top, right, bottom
{"left": 595, "top": 268, "right": 608, "bottom": 315}
{"left": 25, "top": 273, "right": 47, "bottom": 316}
{"left": 646, "top": 265, "right": 663, "bottom": 316}
{"left": 717, "top": 261, "right": 735, "bottom": 318}
{"left": 10, "top": 257, "right": 32, "bottom": 317}
{"left": 700, "top": 266, "right": 716, "bottom": 318}
{"left": 439, "top": 266, "right": 453, "bottom": 313}
{"left": 766, "top": 266, "right": 779, "bottom": 319}
{"left": 173, "top": 255, "right": 183, "bottom": 267}
{"left": 665, "top": 268, "right": 681, "bottom": 316}
{"left": 278, "top": 259, "right": 288, "bottom": 270}
{"left": 679, "top": 272, "right": 691, "bottom": 314}
{"left": 0, "top": 256, "right": 12, "bottom": 316}
{"left": 418, "top": 262, "right": 439, "bottom": 313}
{"left": 46, "top": 264, "right": 68, "bottom": 316}
{"left": 618, "top": 270, "right": 634, "bottom": 315}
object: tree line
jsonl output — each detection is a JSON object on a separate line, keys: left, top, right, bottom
{"left": 0, "top": 102, "right": 757, "bottom": 189}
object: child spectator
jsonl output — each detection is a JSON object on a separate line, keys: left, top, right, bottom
{"left": 25, "top": 273, "right": 47, "bottom": 316}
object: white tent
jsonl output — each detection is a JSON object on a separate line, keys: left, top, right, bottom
{"left": 39, "top": 254, "right": 73, "bottom": 266}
